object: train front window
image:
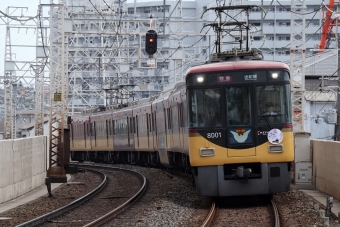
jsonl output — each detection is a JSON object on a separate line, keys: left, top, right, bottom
{"left": 226, "top": 87, "right": 252, "bottom": 126}
{"left": 256, "top": 84, "right": 291, "bottom": 124}
{"left": 189, "top": 88, "right": 221, "bottom": 128}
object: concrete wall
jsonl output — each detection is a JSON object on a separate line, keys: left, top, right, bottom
{"left": 312, "top": 139, "right": 340, "bottom": 201}
{"left": 0, "top": 136, "right": 48, "bottom": 204}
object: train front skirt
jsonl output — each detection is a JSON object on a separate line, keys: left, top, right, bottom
{"left": 193, "top": 162, "right": 291, "bottom": 197}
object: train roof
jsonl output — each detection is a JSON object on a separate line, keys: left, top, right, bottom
{"left": 186, "top": 61, "right": 289, "bottom": 77}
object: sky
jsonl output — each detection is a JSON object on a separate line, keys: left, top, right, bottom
{"left": 0, "top": 0, "right": 41, "bottom": 80}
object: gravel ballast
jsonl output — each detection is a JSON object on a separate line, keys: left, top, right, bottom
{"left": 0, "top": 165, "right": 338, "bottom": 227}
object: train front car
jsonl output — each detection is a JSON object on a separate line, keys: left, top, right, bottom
{"left": 186, "top": 61, "right": 294, "bottom": 197}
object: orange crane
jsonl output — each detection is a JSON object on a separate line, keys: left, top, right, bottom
{"left": 317, "top": 0, "right": 338, "bottom": 51}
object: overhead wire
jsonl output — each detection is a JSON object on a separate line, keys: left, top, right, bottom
{"left": 32, "top": 7, "right": 49, "bottom": 75}
{"left": 160, "top": 5, "right": 256, "bottom": 70}
{"left": 141, "top": 1, "right": 218, "bottom": 85}
{"left": 255, "top": 4, "right": 322, "bottom": 55}
{"left": 275, "top": 0, "right": 323, "bottom": 15}
{"left": 0, "top": 10, "right": 39, "bottom": 21}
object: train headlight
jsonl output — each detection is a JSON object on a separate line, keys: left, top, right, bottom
{"left": 271, "top": 72, "right": 279, "bottom": 79}
{"left": 200, "top": 148, "right": 215, "bottom": 156}
{"left": 197, "top": 76, "right": 204, "bottom": 83}
{"left": 268, "top": 144, "right": 283, "bottom": 153}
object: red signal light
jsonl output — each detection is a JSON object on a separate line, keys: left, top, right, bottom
{"left": 145, "top": 30, "right": 157, "bottom": 55}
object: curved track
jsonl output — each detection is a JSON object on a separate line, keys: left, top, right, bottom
{"left": 271, "top": 198, "right": 280, "bottom": 227}
{"left": 16, "top": 168, "right": 107, "bottom": 227}
{"left": 80, "top": 164, "right": 147, "bottom": 227}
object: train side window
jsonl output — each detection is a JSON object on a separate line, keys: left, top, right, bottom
{"left": 136, "top": 115, "right": 139, "bottom": 135}
{"left": 93, "top": 122, "right": 96, "bottom": 137}
{"left": 167, "top": 108, "right": 172, "bottom": 129}
{"left": 126, "top": 118, "right": 128, "bottom": 135}
{"left": 112, "top": 120, "right": 115, "bottom": 135}
{"left": 109, "top": 120, "right": 112, "bottom": 135}
{"left": 183, "top": 102, "right": 188, "bottom": 127}
{"left": 179, "top": 103, "right": 183, "bottom": 127}
{"left": 164, "top": 108, "right": 167, "bottom": 130}
{"left": 149, "top": 113, "right": 152, "bottom": 132}
{"left": 172, "top": 105, "right": 178, "bottom": 129}
{"left": 146, "top": 113, "right": 149, "bottom": 133}
{"left": 133, "top": 117, "right": 136, "bottom": 133}
{"left": 106, "top": 120, "right": 108, "bottom": 137}
{"left": 154, "top": 111, "right": 157, "bottom": 132}
{"left": 70, "top": 124, "right": 74, "bottom": 141}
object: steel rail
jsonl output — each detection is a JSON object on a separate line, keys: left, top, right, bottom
{"left": 80, "top": 163, "right": 147, "bottom": 227}
{"left": 201, "top": 201, "right": 216, "bottom": 227}
{"left": 16, "top": 168, "right": 107, "bottom": 227}
{"left": 271, "top": 199, "right": 281, "bottom": 227}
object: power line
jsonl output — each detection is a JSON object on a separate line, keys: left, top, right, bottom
{"left": 275, "top": 0, "right": 322, "bottom": 15}
{"left": 0, "top": 10, "right": 39, "bottom": 21}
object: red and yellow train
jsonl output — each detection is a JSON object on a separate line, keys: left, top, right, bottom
{"left": 70, "top": 60, "right": 294, "bottom": 196}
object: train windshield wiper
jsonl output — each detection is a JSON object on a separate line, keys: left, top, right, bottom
{"left": 260, "top": 109, "right": 273, "bottom": 129}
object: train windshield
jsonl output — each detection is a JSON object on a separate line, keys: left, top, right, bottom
{"left": 226, "top": 87, "right": 252, "bottom": 126}
{"left": 256, "top": 84, "right": 291, "bottom": 124}
{"left": 188, "top": 72, "right": 291, "bottom": 128}
{"left": 189, "top": 88, "right": 222, "bottom": 128}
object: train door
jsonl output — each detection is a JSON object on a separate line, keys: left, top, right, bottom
{"left": 127, "top": 117, "right": 130, "bottom": 147}
{"left": 225, "top": 85, "right": 255, "bottom": 157}
{"left": 136, "top": 115, "right": 139, "bottom": 148}
{"left": 146, "top": 113, "right": 150, "bottom": 148}
{"left": 180, "top": 87, "right": 188, "bottom": 153}
{"left": 152, "top": 110, "right": 157, "bottom": 149}
{"left": 171, "top": 104, "right": 181, "bottom": 149}
{"left": 155, "top": 99, "right": 165, "bottom": 149}
{"left": 178, "top": 102, "right": 184, "bottom": 149}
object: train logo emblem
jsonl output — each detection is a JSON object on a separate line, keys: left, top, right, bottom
{"left": 230, "top": 128, "right": 251, "bottom": 143}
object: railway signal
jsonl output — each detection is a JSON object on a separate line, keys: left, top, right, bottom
{"left": 145, "top": 30, "right": 157, "bottom": 55}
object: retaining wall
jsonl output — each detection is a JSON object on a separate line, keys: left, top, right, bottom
{"left": 0, "top": 136, "right": 48, "bottom": 204}
{"left": 312, "top": 139, "right": 340, "bottom": 201}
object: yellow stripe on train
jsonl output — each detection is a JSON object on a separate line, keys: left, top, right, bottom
{"left": 189, "top": 131, "right": 294, "bottom": 167}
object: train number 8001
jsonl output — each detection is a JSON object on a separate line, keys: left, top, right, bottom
{"left": 207, "top": 132, "right": 222, "bottom": 139}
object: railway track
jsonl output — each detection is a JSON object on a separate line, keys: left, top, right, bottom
{"left": 16, "top": 164, "right": 147, "bottom": 227}
{"left": 201, "top": 197, "right": 281, "bottom": 227}
{"left": 16, "top": 168, "right": 107, "bottom": 227}
{"left": 81, "top": 164, "right": 147, "bottom": 227}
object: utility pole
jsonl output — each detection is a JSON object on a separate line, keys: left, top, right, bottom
{"left": 3, "top": 26, "right": 16, "bottom": 139}
{"left": 290, "top": 0, "right": 306, "bottom": 132}
{"left": 45, "top": 1, "right": 69, "bottom": 196}
{"left": 34, "top": 5, "right": 47, "bottom": 136}
{"left": 335, "top": 39, "right": 340, "bottom": 140}
{"left": 290, "top": 0, "right": 312, "bottom": 185}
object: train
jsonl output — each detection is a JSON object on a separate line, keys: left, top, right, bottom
{"left": 69, "top": 60, "right": 294, "bottom": 197}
